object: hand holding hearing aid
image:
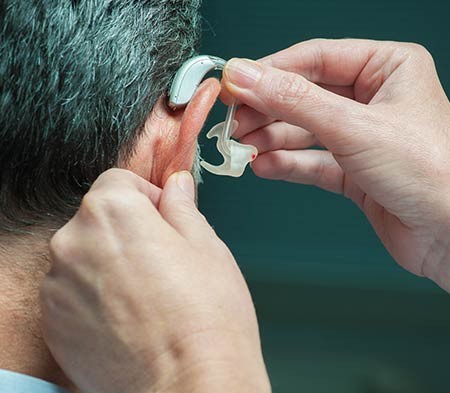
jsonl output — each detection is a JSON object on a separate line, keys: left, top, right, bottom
{"left": 222, "top": 39, "right": 450, "bottom": 292}
{"left": 41, "top": 56, "right": 270, "bottom": 393}
{"left": 41, "top": 169, "right": 271, "bottom": 393}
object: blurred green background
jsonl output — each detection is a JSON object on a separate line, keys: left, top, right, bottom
{"left": 197, "top": 1, "right": 450, "bottom": 392}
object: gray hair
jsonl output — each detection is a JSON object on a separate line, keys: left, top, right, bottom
{"left": 0, "top": 0, "right": 201, "bottom": 232}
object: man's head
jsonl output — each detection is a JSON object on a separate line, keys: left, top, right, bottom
{"left": 0, "top": 0, "right": 219, "bottom": 232}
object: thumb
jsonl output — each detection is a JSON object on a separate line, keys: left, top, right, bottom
{"left": 223, "top": 58, "right": 368, "bottom": 150}
{"left": 158, "top": 171, "right": 212, "bottom": 242}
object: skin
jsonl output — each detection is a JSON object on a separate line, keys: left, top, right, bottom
{"left": 41, "top": 38, "right": 450, "bottom": 392}
{"left": 0, "top": 78, "right": 225, "bottom": 391}
{"left": 41, "top": 170, "right": 270, "bottom": 393}
{"left": 40, "top": 78, "right": 271, "bottom": 393}
{"left": 223, "top": 38, "right": 450, "bottom": 292}
{"left": 124, "top": 78, "right": 222, "bottom": 188}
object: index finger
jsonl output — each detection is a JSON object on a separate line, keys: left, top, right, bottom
{"left": 221, "top": 38, "right": 380, "bottom": 133}
{"left": 259, "top": 38, "right": 380, "bottom": 87}
{"left": 220, "top": 38, "right": 372, "bottom": 105}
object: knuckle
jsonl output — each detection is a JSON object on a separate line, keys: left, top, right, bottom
{"left": 95, "top": 168, "right": 122, "bottom": 185}
{"left": 408, "top": 42, "right": 429, "bottom": 56}
{"left": 283, "top": 154, "right": 299, "bottom": 182}
{"left": 49, "top": 228, "right": 71, "bottom": 261}
{"left": 49, "top": 227, "right": 82, "bottom": 272}
{"left": 105, "top": 191, "right": 143, "bottom": 212}
{"left": 301, "top": 38, "right": 328, "bottom": 49}
{"left": 307, "top": 38, "right": 326, "bottom": 44}
{"left": 265, "top": 151, "right": 290, "bottom": 180}
{"left": 81, "top": 189, "right": 143, "bottom": 217}
{"left": 80, "top": 191, "right": 100, "bottom": 211}
{"left": 98, "top": 167, "right": 129, "bottom": 181}
{"left": 404, "top": 43, "right": 435, "bottom": 64}
{"left": 313, "top": 157, "right": 327, "bottom": 185}
{"left": 79, "top": 191, "right": 107, "bottom": 217}
{"left": 94, "top": 168, "right": 138, "bottom": 190}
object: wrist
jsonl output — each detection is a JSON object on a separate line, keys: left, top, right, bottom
{"left": 421, "top": 192, "right": 450, "bottom": 292}
{"left": 156, "top": 358, "right": 271, "bottom": 393}
{"left": 422, "top": 228, "right": 450, "bottom": 293}
{"left": 148, "top": 329, "right": 271, "bottom": 393}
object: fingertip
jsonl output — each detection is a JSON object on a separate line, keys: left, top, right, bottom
{"left": 164, "top": 171, "right": 195, "bottom": 201}
{"left": 249, "top": 156, "right": 268, "bottom": 179}
{"left": 223, "top": 58, "right": 262, "bottom": 90}
{"left": 250, "top": 152, "right": 283, "bottom": 180}
{"left": 159, "top": 171, "right": 212, "bottom": 240}
{"left": 219, "top": 81, "right": 235, "bottom": 106}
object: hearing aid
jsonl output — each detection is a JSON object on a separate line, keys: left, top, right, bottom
{"left": 169, "top": 55, "right": 258, "bottom": 178}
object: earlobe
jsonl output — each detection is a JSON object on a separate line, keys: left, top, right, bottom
{"left": 122, "top": 78, "right": 221, "bottom": 188}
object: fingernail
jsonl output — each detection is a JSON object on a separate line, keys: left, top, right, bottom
{"left": 224, "top": 59, "right": 262, "bottom": 89}
{"left": 174, "top": 171, "right": 195, "bottom": 200}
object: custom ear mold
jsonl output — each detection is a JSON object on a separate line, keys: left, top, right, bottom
{"left": 169, "top": 55, "right": 257, "bottom": 178}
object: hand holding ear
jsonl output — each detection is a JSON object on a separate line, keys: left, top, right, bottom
{"left": 222, "top": 39, "right": 450, "bottom": 292}
{"left": 40, "top": 168, "right": 270, "bottom": 393}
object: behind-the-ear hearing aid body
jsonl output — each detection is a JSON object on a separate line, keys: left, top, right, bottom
{"left": 169, "top": 55, "right": 257, "bottom": 178}
{"left": 169, "top": 55, "right": 226, "bottom": 110}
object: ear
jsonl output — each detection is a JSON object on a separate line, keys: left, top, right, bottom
{"left": 122, "top": 78, "right": 221, "bottom": 188}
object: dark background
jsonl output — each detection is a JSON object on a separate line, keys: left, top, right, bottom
{"left": 197, "top": 1, "right": 450, "bottom": 392}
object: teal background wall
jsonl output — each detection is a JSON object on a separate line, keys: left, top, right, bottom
{"left": 198, "top": 1, "right": 450, "bottom": 392}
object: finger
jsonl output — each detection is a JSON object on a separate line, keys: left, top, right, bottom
{"left": 219, "top": 81, "right": 236, "bottom": 106}
{"left": 240, "top": 122, "right": 322, "bottom": 154}
{"left": 223, "top": 59, "right": 367, "bottom": 151}
{"left": 232, "top": 85, "right": 353, "bottom": 139}
{"left": 318, "top": 83, "right": 355, "bottom": 99}
{"left": 259, "top": 38, "right": 380, "bottom": 87}
{"left": 233, "top": 104, "right": 274, "bottom": 139}
{"left": 252, "top": 150, "right": 344, "bottom": 194}
{"left": 90, "top": 168, "right": 162, "bottom": 206}
{"left": 159, "top": 171, "right": 214, "bottom": 243}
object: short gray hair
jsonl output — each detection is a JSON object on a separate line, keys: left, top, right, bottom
{"left": 0, "top": 0, "right": 201, "bottom": 232}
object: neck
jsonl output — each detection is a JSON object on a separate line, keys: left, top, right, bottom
{"left": 0, "top": 230, "right": 78, "bottom": 392}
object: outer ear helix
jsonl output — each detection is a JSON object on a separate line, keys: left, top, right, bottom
{"left": 168, "top": 55, "right": 257, "bottom": 178}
